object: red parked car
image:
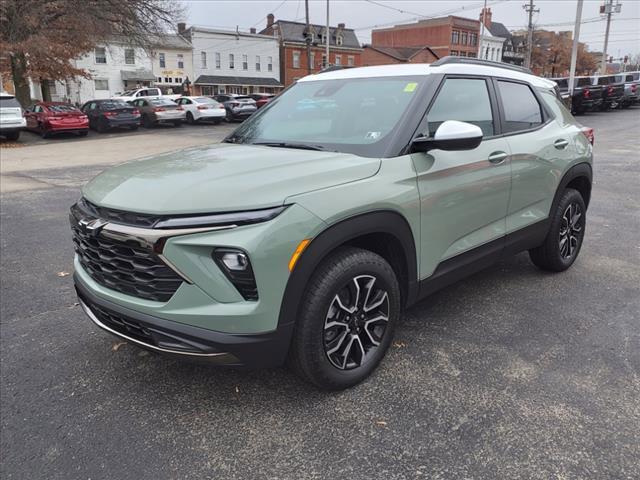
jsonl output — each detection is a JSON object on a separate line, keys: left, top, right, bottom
{"left": 249, "top": 93, "right": 275, "bottom": 108}
{"left": 25, "top": 102, "right": 89, "bottom": 138}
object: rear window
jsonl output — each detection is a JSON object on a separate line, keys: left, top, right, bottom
{"left": 497, "top": 80, "right": 543, "bottom": 133}
{"left": 195, "top": 97, "right": 216, "bottom": 104}
{"left": 595, "top": 76, "right": 613, "bottom": 86}
{"left": 0, "top": 96, "right": 21, "bottom": 108}
{"left": 149, "top": 99, "right": 176, "bottom": 106}
{"left": 48, "top": 105, "right": 77, "bottom": 113}
{"left": 577, "top": 77, "right": 591, "bottom": 87}
{"left": 101, "top": 101, "right": 129, "bottom": 110}
{"left": 554, "top": 79, "right": 568, "bottom": 89}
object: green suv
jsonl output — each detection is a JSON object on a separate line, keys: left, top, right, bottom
{"left": 71, "top": 58, "right": 593, "bottom": 390}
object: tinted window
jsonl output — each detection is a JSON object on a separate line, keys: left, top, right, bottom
{"left": 427, "top": 78, "right": 494, "bottom": 137}
{"left": 149, "top": 99, "right": 175, "bottom": 106}
{"left": 0, "top": 96, "right": 21, "bottom": 108}
{"left": 497, "top": 81, "right": 542, "bottom": 133}
{"left": 554, "top": 79, "right": 568, "bottom": 89}
{"left": 195, "top": 97, "right": 216, "bottom": 104}
{"left": 577, "top": 77, "right": 591, "bottom": 87}
{"left": 101, "top": 101, "right": 129, "bottom": 110}
{"left": 48, "top": 105, "right": 77, "bottom": 113}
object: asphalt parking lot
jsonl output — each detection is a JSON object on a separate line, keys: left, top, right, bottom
{"left": 1, "top": 109, "right": 639, "bottom": 479}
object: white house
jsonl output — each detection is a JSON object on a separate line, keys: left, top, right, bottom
{"left": 150, "top": 34, "right": 194, "bottom": 94}
{"left": 179, "top": 24, "right": 282, "bottom": 95}
{"left": 478, "top": 8, "right": 506, "bottom": 63}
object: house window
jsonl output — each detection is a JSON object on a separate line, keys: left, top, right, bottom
{"left": 335, "top": 55, "right": 341, "bottom": 65}
{"left": 242, "top": 54, "right": 248, "bottom": 70}
{"left": 159, "top": 52, "right": 166, "bottom": 68}
{"left": 255, "top": 55, "right": 261, "bottom": 71}
{"left": 451, "top": 50, "right": 459, "bottom": 56}
{"left": 322, "top": 53, "right": 327, "bottom": 68}
{"left": 46, "top": 80, "right": 57, "bottom": 95}
{"left": 470, "top": 33, "right": 478, "bottom": 46}
{"left": 293, "top": 51, "right": 301, "bottom": 68}
{"left": 310, "top": 52, "right": 315, "bottom": 69}
{"left": 95, "top": 47, "right": 107, "bottom": 64}
{"left": 95, "top": 79, "right": 109, "bottom": 90}
{"left": 451, "top": 30, "right": 459, "bottom": 44}
{"left": 267, "top": 56, "right": 273, "bottom": 71}
{"left": 201, "top": 51, "right": 207, "bottom": 68}
{"left": 347, "top": 55, "right": 354, "bottom": 66}
{"left": 157, "top": 77, "right": 162, "bottom": 83}
{"left": 467, "top": 52, "right": 476, "bottom": 58}
{"left": 229, "top": 54, "right": 235, "bottom": 69}
{"left": 164, "top": 77, "right": 171, "bottom": 83}
{"left": 461, "top": 32, "right": 468, "bottom": 45}
{"left": 177, "top": 54, "right": 184, "bottom": 69}
{"left": 215, "top": 52, "right": 221, "bottom": 69}
{"left": 125, "top": 48, "right": 135, "bottom": 65}
{"left": 337, "top": 35, "right": 343, "bottom": 46}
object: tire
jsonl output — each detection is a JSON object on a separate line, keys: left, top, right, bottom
{"left": 130, "top": 125, "right": 138, "bottom": 131}
{"left": 288, "top": 247, "right": 401, "bottom": 391}
{"left": 142, "top": 115, "right": 154, "bottom": 128}
{"left": 78, "top": 130, "right": 88, "bottom": 137}
{"left": 173, "top": 120, "right": 182, "bottom": 127}
{"left": 97, "top": 118, "right": 109, "bottom": 133}
{"left": 5, "top": 131, "right": 19, "bottom": 141}
{"left": 213, "top": 119, "right": 222, "bottom": 125}
{"left": 186, "top": 112, "right": 195, "bottom": 124}
{"left": 529, "top": 188, "right": 586, "bottom": 272}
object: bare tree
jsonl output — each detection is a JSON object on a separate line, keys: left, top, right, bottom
{"left": 0, "top": 0, "right": 184, "bottom": 106}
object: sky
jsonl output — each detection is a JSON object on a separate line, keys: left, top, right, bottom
{"left": 184, "top": 0, "right": 640, "bottom": 58}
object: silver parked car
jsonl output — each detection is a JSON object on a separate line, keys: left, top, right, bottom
{"left": 129, "top": 98, "right": 186, "bottom": 128}
{"left": 0, "top": 92, "right": 26, "bottom": 141}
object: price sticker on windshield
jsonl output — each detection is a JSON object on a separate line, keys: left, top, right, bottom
{"left": 404, "top": 82, "right": 418, "bottom": 93}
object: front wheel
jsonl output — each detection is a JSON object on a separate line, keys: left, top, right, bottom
{"left": 186, "top": 112, "right": 195, "bottom": 124}
{"left": 288, "top": 247, "right": 401, "bottom": 390}
{"left": 529, "top": 188, "right": 586, "bottom": 272}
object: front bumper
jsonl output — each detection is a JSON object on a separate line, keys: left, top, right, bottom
{"left": 75, "top": 276, "right": 293, "bottom": 367}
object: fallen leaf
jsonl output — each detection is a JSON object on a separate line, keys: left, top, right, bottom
{"left": 112, "top": 341, "right": 127, "bottom": 351}
{"left": 393, "top": 341, "right": 407, "bottom": 348}
{"left": 375, "top": 420, "right": 387, "bottom": 426}
{"left": 57, "top": 271, "right": 70, "bottom": 277}
{"left": 68, "top": 302, "right": 79, "bottom": 309}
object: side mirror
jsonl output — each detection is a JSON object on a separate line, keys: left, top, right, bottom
{"left": 411, "top": 120, "right": 483, "bottom": 153}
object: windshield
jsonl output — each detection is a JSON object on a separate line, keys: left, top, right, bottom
{"left": 195, "top": 97, "right": 217, "bottom": 104}
{"left": 227, "top": 76, "right": 425, "bottom": 157}
{"left": 149, "top": 99, "right": 176, "bottom": 106}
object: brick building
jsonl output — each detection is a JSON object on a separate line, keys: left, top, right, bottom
{"left": 362, "top": 45, "right": 439, "bottom": 66}
{"left": 371, "top": 16, "right": 480, "bottom": 58}
{"left": 261, "top": 14, "right": 363, "bottom": 86}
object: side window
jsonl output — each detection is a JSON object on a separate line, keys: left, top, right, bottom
{"left": 34, "top": 105, "right": 43, "bottom": 113}
{"left": 427, "top": 78, "right": 494, "bottom": 137}
{"left": 497, "top": 80, "right": 543, "bottom": 133}
{"left": 137, "top": 90, "right": 147, "bottom": 97}
{"left": 89, "top": 103, "right": 97, "bottom": 110}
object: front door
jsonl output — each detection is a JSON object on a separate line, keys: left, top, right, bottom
{"left": 411, "top": 76, "right": 512, "bottom": 279}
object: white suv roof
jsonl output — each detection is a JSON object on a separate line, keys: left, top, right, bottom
{"left": 300, "top": 59, "right": 556, "bottom": 90}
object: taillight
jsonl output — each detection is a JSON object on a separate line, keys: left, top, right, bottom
{"left": 583, "top": 88, "right": 590, "bottom": 98}
{"left": 607, "top": 85, "right": 614, "bottom": 95}
{"left": 103, "top": 111, "right": 117, "bottom": 117}
{"left": 153, "top": 107, "right": 166, "bottom": 112}
{"left": 197, "top": 105, "right": 208, "bottom": 110}
{"left": 218, "top": 104, "right": 225, "bottom": 109}
{"left": 230, "top": 102, "right": 239, "bottom": 107}
{"left": 581, "top": 126, "right": 594, "bottom": 146}
{"left": 132, "top": 109, "right": 140, "bottom": 115}
{"left": 176, "top": 106, "right": 184, "bottom": 111}
{"left": 48, "top": 116, "right": 62, "bottom": 121}
{"left": 632, "top": 84, "right": 637, "bottom": 93}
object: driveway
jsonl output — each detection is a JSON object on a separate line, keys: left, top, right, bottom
{"left": 1, "top": 108, "right": 639, "bottom": 479}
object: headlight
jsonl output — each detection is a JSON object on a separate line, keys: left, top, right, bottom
{"left": 154, "top": 206, "right": 287, "bottom": 229}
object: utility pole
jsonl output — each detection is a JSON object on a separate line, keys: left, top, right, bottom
{"left": 305, "top": 0, "right": 312, "bottom": 74}
{"left": 478, "top": 0, "right": 487, "bottom": 59}
{"left": 600, "top": 0, "right": 622, "bottom": 74}
{"left": 524, "top": 0, "right": 539, "bottom": 69}
{"left": 568, "top": 0, "right": 584, "bottom": 99}
{"left": 325, "top": 0, "right": 330, "bottom": 67}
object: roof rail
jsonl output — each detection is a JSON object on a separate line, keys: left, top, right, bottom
{"left": 319, "top": 65, "right": 355, "bottom": 73}
{"left": 432, "top": 56, "right": 533, "bottom": 75}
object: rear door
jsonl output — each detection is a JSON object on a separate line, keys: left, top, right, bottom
{"left": 411, "top": 75, "right": 512, "bottom": 278}
{"left": 494, "top": 79, "right": 576, "bottom": 234}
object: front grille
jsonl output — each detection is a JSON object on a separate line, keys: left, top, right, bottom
{"left": 78, "top": 197, "right": 162, "bottom": 228}
{"left": 71, "top": 223, "right": 183, "bottom": 302}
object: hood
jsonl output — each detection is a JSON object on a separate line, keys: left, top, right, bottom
{"left": 83, "top": 143, "right": 380, "bottom": 214}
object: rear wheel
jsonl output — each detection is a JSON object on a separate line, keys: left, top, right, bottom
{"left": 529, "top": 188, "right": 586, "bottom": 272}
{"left": 4, "top": 131, "right": 19, "bottom": 141}
{"left": 186, "top": 112, "right": 195, "bottom": 124}
{"left": 130, "top": 125, "right": 138, "bottom": 131}
{"left": 142, "top": 115, "right": 154, "bottom": 128}
{"left": 213, "top": 119, "right": 222, "bottom": 125}
{"left": 172, "top": 120, "right": 182, "bottom": 127}
{"left": 97, "top": 118, "right": 109, "bottom": 133}
{"left": 288, "top": 247, "right": 401, "bottom": 390}
{"left": 78, "top": 130, "right": 88, "bottom": 137}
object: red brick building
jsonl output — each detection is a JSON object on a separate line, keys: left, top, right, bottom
{"left": 362, "top": 45, "right": 439, "bottom": 66}
{"left": 260, "top": 14, "right": 363, "bottom": 86}
{"left": 371, "top": 16, "right": 480, "bottom": 58}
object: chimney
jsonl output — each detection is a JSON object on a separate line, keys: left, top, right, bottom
{"left": 338, "top": 23, "right": 345, "bottom": 29}
{"left": 177, "top": 22, "right": 186, "bottom": 35}
{"left": 250, "top": 27, "right": 256, "bottom": 34}
{"left": 267, "top": 13, "right": 275, "bottom": 28}
{"left": 479, "top": 7, "right": 492, "bottom": 29}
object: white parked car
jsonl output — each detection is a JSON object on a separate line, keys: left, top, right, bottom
{"left": 0, "top": 92, "right": 26, "bottom": 141}
{"left": 175, "top": 96, "right": 227, "bottom": 125}
{"left": 112, "top": 87, "right": 181, "bottom": 103}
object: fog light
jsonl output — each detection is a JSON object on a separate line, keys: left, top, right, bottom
{"left": 213, "top": 248, "right": 258, "bottom": 300}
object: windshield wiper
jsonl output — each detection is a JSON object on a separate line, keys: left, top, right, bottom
{"left": 252, "top": 142, "right": 325, "bottom": 151}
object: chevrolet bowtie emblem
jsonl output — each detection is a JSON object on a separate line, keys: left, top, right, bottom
{"left": 79, "top": 218, "right": 108, "bottom": 236}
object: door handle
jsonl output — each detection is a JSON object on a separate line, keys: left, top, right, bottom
{"left": 488, "top": 151, "right": 508, "bottom": 164}
{"left": 554, "top": 139, "right": 569, "bottom": 149}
